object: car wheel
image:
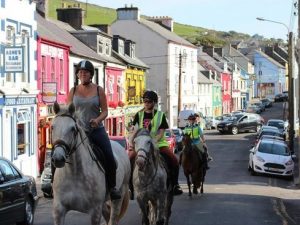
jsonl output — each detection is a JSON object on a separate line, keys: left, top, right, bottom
{"left": 17, "top": 197, "right": 34, "bottom": 225}
{"left": 250, "top": 162, "right": 256, "bottom": 176}
{"left": 256, "top": 125, "right": 262, "bottom": 133}
{"left": 231, "top": 126, "right": 238, "bottom": 135}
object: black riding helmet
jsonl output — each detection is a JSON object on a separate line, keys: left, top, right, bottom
{"left": 76, "top": 60, "right": 94, "bottom": 76}
{"left": 142, "top": 90, "right": 158, "bottom": 103}
{"left": 188, "top": 114, "right": 196, "bottom": 120}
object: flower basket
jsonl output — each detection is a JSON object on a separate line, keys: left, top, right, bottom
{"left": 109, "top": 102, "right": 118, "bottom": 109}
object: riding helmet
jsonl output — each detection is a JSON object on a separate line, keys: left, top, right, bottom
{"left": 142, "top": 90, "right": 158, "bottom": 103}
{"left": 76, "top": 60, "right": 94, "bottom": 76}
{"left": 188, "top": 114, "right": 196, "bottom": 120}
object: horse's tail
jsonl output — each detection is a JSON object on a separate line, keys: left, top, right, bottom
{"left": 118, "top": 189, "right": 130, "bottom": 220}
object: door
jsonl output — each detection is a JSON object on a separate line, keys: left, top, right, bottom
{"left": 238, "top": 116, "right": 249, "bottom": 132}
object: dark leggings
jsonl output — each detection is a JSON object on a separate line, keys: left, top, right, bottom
{"left": 89, "top": 126, "right": 117, "bottom": 188}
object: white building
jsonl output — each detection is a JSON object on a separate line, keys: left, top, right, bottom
{"left": 111, "top": 6, "right": 198, "bottom": 127}
{"left": 0, "top": 0, "right": 38, "bottom": 177}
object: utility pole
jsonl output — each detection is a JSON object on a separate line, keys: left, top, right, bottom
{"left": 177, "top": 52, "right": 182, "bottom": 127}
{"left": 288, "top": 31, "right": 295, "bottom": 152}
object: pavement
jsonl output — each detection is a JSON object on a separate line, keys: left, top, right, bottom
{"left": 292, "top": 137, "right": 300, "bottom": 188}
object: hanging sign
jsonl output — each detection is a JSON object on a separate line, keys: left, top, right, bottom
{"left": 42, "top": 82, "right": 57, "bottom": 103}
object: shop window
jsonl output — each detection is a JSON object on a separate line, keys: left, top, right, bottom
{"left": 51, "top": 57, "right": 55, "bottom": 81}
{"left": 17, "top": 110, "right": 30, "bottom": 156}
{"left": 59, "top": 59, "right": 64, "bottom": 92}
{"left": 41, "top": 56, "right": 46, "bottom": 82}
{"left": 6, "top": 25, "right": 15, "bottom": 44}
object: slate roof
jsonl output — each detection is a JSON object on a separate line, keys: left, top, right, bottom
{"left": 112, "top": 50, "right": 149, "bottom": 69}
{"left": 198, "top": 72, "right": 213, "bottom": 84}
{"left": 255, "top": 50, "right": 285, "bottom": 69}
{"left": 37, "top": 13, "right": 123, "bottom": 65}
{"left": 198, "top": 50, "right": 223, "bottom": 73}
{"left": 140, "top": 18, "right": 196, "bottom": 48}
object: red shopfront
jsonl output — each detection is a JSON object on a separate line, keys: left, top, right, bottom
{"left": 105, "top": 67, "right": 125, "bottom": 136}
{"left": 37, "top": 37, "right": 70, "bottom": 174}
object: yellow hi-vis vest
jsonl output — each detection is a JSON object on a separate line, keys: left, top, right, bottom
{"left": 184, "top": 125, "right": 200, "bottom": 140}
{"left": 138, "top": 111, "right": 169, "bottom": 148}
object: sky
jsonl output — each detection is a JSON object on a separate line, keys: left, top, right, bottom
{"left": 87, "top": 0, "right": 297, "bottom": 40}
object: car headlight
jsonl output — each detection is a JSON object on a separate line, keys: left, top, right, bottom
{"left": 285, "top": 159, "right": 293, "bottom": 166}
{"left": 255, "top": 155, "right": 265, "bottom": 162}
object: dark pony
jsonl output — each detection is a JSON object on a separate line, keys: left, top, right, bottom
{"left": 180, "top": 133, "right": 206, "bottom": 196}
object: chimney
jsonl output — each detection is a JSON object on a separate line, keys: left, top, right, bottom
{"left": 203, "top": 46, "right": 214, "bottom": 57}
{"left": 116, "top": 6, "right": 140, "bottom": 21}
{"left": 90, "top": 24, "right": 112, "bottom": 35}
{"left": 36, "top": 0, "right": 48, "bottom": 18}
{"left": 56, "top": 5, "right": 84, "bottom": 30}
{"left": 147, "top": 16, "right": 174, "bottom": 32}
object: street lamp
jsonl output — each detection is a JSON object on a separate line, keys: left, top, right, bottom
{"left": 256, "top": 17, "right": 295, "bottom": 152}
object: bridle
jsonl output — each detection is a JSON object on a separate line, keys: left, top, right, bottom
{"left": 134, "top": 133, "right": 158, "bottom": 187}
{"left": 52, "top": 113, "right": 87, "bottom": 159}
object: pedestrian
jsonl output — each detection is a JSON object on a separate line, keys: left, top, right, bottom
{"left": 131, "top": 90, "right": 183, "bottom": 195}
{"left": 183, "top": 114, "right": 212, "bottom": 170}
{"left": 67, "top": 60, "right": 121, "bottom": 200}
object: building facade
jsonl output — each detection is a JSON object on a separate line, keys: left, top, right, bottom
{"left": 0, "top": 0, "right": 38, "bottom": 177}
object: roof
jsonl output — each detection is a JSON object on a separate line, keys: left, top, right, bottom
{"left": 198, "top": 51, "right": 223, "bottom": 73}
{"left": 198, "top": 71, "right": 213, "bottom": 84}
{"left": 140, "top": 18, "right": 195, "bottom": 48}
{"left": 255, "top": 50, "right": 285, "bottom": 69}
{"left": 112, "top": 50, "right": 149, "bottom": 69}
{"left": 37, "top": 13, "right": 123, "bottom": 65}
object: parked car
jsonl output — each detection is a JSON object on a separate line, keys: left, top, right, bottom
{"left": 210, "top": 115, "right": 230, "bottom": 129}
{"left": 172, "top": 128, "right": 183, "bottom": 152}
{"left": 217, "top": 113, "right": 264, "bottom": 135}
{"left": 246, "top": 105, "right": 261, "bottom": 114}
{"left": 261, "top": 98, "right": 273, "bottom": 108}
{"left": 248, "top": 138, "right": 294, "bottom": 179}
{"left": 254, "top": 129, "right": 284, "bottom": 145}
{"left": 266, "top": 119, "right": 288, "bottom": 139}
{"left": 165, "top": 129, "right": 177, "bottom": 153}
{"left": 0, "top": 157, "right": 39, "bottom": 225}
{"left": 253, "top": 102, "right": 265, "bottom": 112}
{"left": 178, "top": 109, "right": 195, "bottom": 129}
{"left": 41, "top": 149, "right": 53, "bottom": 198}
{"left": 275, "top": 93, "right": 287, "bottom": 102}
{"left": 203, "top": 117, "right": 213, "bottom": 130}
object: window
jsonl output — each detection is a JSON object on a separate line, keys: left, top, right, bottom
{"left": 51, "top": 57, "right": 55, "bottom": 81}
{"left": 41, "top": 56, "right": 46, "bottom": 82}
{"left": 131, "top": 43, "right": 135, "bottom": 58}
{"left": 21, "top": 29, "right": 28, "bottom": 44}
{"left": 117, "top": 77, "right": 122, "bottom": 101}
{"left": 6, "top": 25, "right": 15, "bottom": 43}
{"left": 59, "top": 59, "right": 64, "bottom": 92}
{"left": 0, "top": 160, "right": 21, "bottom": 182}
{"left": 17, "top": 110, "right": 30, "bottom": 156}
{"left": 175, "top": 47, "right": 178, "bottom": 66}
{"left": 21, "top": 29, "right": 29, "bottom": 83}
{"left": 191, "top": 51, "right": 194, "bottom": 68}
{"left": 98, "top": 38, "right": 103, "bottom": 54}
{"left": 182, "top": 49, "right": 187, "bottom": 68}
{"left": 105, "top": 42, "right": 110, "bottom": 55}
{"left": 119, "top": 40, "right": 124, "bottom": 55}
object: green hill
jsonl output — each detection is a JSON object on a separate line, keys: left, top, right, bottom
{"left": 48, "top": 0, "right": 280, "bottom": 47}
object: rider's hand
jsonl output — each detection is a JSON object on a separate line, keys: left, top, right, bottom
{"left": 90, "top": 118, "right": 99, "bottom": 128}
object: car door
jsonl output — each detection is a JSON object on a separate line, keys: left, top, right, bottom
{"left": 0, "top": 160, "right": 25, "bottom": 224}
{"left": 248, "top": 115, "right": 258, "bottom": 131}
{"left": 238, "top": 115, "right": 249, "bottom": 132}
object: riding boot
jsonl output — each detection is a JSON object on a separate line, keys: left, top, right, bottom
{"left": 106, "top": 166, "right": 121, "bottom": 200}
{"left": 172, "top": 165, "right": 183, "bottom": 195}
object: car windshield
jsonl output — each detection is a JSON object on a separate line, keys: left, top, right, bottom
{"left": 268, "top": 121, "right": 284, "bottom": 129}
{"left": 259, "top": 130, "right": 281, "bottom": 138}
{"left": 257, "top": 142, "right": 289, "bottom": 156}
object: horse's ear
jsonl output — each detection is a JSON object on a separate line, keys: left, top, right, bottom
{"left": 53, "top": 101, "right": 60, "bottom": 114}
{"left": 68, "top": 102, "right": 76, "bottom": 115}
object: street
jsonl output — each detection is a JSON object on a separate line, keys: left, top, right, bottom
{"left": 34, "top": 102, "right": 300, "bottom": 225}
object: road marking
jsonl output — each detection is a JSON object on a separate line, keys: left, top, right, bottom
{"left": 272, "top": 198, "right": 296, "bottom": 225}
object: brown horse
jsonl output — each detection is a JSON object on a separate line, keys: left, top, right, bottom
{"left": 180, "top": 133, "right": 206, "bottom": 196}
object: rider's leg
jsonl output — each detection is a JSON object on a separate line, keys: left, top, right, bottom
{"left": 90, "top": 127, "right": 121, "bottom": 200}
{"left": 159, "top": 146, "right": 183, "bottom": 195}
{"left": 196, "top": 144, "right": 209, "bottom": 170}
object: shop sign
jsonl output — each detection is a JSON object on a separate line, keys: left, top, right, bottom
{"left": 42, "top": 82, "right": 57, "bottom": 103}
{"left": 4, "top": 46, "right": 24, "bottom": 72}
{"left": 5, "top": 97, "right": 36, "bottom": 106}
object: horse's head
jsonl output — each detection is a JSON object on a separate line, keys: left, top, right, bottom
{"left": 182, "top": 133, "right": 192, "bottom": 146}
{"left": 51, "top": 102, "right": 79, "bottom": 168}
{"left": 132, "top": 128, "right": 157, "bottom": 171}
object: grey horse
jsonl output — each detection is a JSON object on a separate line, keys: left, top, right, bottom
{"left": 132, "top": 128, "right": 174, "bottom": 225}
{"left": 51, "top": 102, "right": 131, "bottom": 225}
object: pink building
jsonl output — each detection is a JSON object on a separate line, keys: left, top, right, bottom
{"left": 36, "top": 37, "right": 70, "bottom": 174}
{"left": 221, "top": 72, "right": 232, "bottom": 114}
{"left": 105, "top": 67, "right": 125, "bottom": 136}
